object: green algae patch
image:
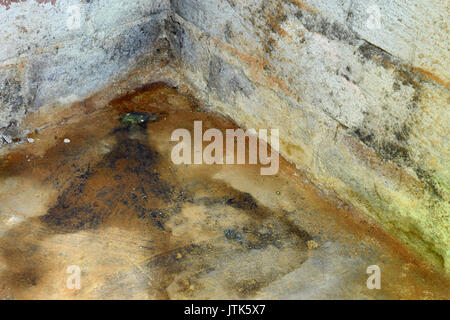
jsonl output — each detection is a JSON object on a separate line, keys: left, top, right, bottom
{"left": 119, "top": 112, "right": 158, "bottom": 126}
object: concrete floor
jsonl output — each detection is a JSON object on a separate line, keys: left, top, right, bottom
{"left": 0, "top": 84, "right": 448, "bottom": 299}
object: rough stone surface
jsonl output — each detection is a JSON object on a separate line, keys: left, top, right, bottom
{"left": 0, "top": 0, "right": 449, "bottom": 273}
{"left": 0, "top": 0, "right": 171, "bottom": 144}
{"left": 167, "top": 0, "right": 449, "bottom": 273}
{"left": 0, "top": 65, "right": 26, "bottom": 144}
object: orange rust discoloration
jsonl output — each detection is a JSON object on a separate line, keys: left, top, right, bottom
{"left": 374, "top": 55, "right": 449, "bottom": 89}
{"left": 283, "top": 0, "right": 317, "bottom": 13}
{"left": 209, "top": 38, "right": 295, "bottom": 96}
{"left": 0, "top": 0, "right": 56, "bottom": 10}
{"left": 411, "top": 66, "right": 450, "bottom": 89}
{"left": 341, "top": 132, "right": 430, "bottom": 196}
{"left": 265, "top": 4, "right": 290, "bottom": 39}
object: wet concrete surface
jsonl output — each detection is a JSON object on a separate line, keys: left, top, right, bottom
{"left": 0, "top": 84, "right": 448, "bottom": 299}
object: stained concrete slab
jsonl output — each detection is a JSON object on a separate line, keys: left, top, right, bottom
{"left": 0, "top": 84, "right": 448, "bottom": 299}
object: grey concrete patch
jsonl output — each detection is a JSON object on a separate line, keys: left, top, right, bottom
{"left": 0, "top": 65, "right": 27, "bottom": 145}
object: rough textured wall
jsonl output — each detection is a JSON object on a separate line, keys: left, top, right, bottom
{"left": 0, "top": 0, "right": 448, "bottom": 273}
{"left": 0, "top": 0, "right": 171, "bottom": 144}
{"left": 167, "top": 0, "right": 449, "bottom": 272}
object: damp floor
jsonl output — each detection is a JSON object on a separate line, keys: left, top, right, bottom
{"left": 0, "top": 84, "right": 448, "bottom": 299}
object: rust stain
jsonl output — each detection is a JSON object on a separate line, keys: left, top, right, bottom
{"left": 0, "top": 0, "right": 56, "bottom": 10}
{"left": 341, "top": 133, "right": 426, "bottom": 194}
{"left": 375, "top": 56, "right": 450, "bottom": 90}
{"left": 411, "top": 66, "right": 450, "bottom": 89}
{"left": 210, "top": 38, "right": 295, "bottom": 96}
{"left": 0, "top": 83, "right": 448, "bottom": 299}
{"left": 283, "top": 0, "right": 317, "bottom": 13}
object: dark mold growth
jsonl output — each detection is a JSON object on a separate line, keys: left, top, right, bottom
{"left": 294, "top": 9, "right": 356, "bottom": 44}
{"left": 0, "top": 73, "right": 23, "bottom": 109}
{"left": 119, "top": 111, "right": 159, "bottom": 126}
{"left": 165, "top": 15, "right": 203, "bottom": 72}
{"left": 379, "top": 141, "right": 410, "bottom": 162}
{"left": 350, "top": 46, "right": 445, "bottom": 200}
{"left": 393, "top": 124, "right": 411, "bottom": 143}
{"left": 414, "top": 167, "right": 443, "bottom": 200}
{"left": 224, "top": 21, "right": 234, "bottom": 43}
{"left": 224, "top": 227, "right": 244, "bottom": 243}
{"left": 226, "top": 192, "right": 259, "bottom": 211}
{"left": 358, "top": 41, "right": 393, "bottom": 63}
{"left": 39, "top": 124, "right": 174, "bottom": 233}
{"left": 353, "top": 126, "right": 444, "bottom": 200}
{"left": 354, "top": 126, "right": 411, "bottom": 165}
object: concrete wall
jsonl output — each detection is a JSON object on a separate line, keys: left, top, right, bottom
{"left": 167, "top": 0, "right": 449, "bottom": 273}
{"left": 0, "top": 0, "right": 170, "bottom": 144}
{"left": 0, "top": 0, "right": 448, "bottom": 273}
